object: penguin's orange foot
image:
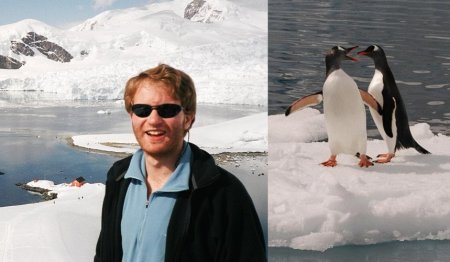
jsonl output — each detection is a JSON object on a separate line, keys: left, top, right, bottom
{"left": 358, "top": 156, "right": 374, "bottom": 168}
{"left": 321, "top": 159, "right": 337, "bottom": 167}
{"left": 375, "top": 153, "right": 394, "bottom": 164}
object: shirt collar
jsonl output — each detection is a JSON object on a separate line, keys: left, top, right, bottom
{"left": 124, "top": 142, "right": 191, "bottom": 193}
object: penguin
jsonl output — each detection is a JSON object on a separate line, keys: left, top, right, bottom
{"left": 358, "top": 45, "right": 430, "bottom": 163}
{"left": 286, "top": 46, "right": 382, "bottom": 168}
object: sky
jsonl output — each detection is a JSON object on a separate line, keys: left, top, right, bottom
{"left": 0, "top": 0, "right": 153, "bottom": 28}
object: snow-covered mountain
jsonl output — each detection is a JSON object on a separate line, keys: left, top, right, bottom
{"left": 0, "top": 0, "right": 267, "bottom": 106}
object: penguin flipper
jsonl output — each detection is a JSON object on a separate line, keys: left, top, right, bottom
{"left": 359, "top": 89, "right": 382, "bottom": 115}
{"left": 285, "top": 91, "right": 323, "bottom": 116}
{"left": 382, "top": 96, "right": 395, "bottom": 138}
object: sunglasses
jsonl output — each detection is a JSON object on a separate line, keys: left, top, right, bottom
{"left": 131, "top": 103, "right": 183, "bottom": 118}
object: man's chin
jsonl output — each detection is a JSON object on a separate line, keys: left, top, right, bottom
{"left": 141, "top": 143, "right": 182, "bottom": 159}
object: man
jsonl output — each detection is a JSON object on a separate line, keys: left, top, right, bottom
{"left": 94, "top": 64, "right": 266, "bottom": 262}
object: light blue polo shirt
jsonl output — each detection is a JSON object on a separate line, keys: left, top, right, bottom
{"left": 121, "top": 143, "right": 191, "bottom": 262}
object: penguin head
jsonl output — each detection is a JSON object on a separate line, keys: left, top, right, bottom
{"left": 325, "top": 46, "right": 358, "bottom": 76}
{"left": 326, "top": 45, "right": 359, "bottom": 64}
{"left": 357, "top": 45, "right": 387, "bottom": 62}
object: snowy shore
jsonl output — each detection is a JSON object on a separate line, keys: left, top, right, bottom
{"left": 269, "top": 108, "right": 450, "bottom": 251}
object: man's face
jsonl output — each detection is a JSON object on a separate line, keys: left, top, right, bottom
{"left": 130, "top": 80, "right": 194, "bottom": 159}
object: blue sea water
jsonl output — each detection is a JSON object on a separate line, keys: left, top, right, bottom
{"left": 0, "top": 103, "right": 127, "bottom": 207}
{"left": 269, "top": 0, "right": 450, "bottom": 136}
{"left": 269, "top": 240, "right": 450, "bottom": 262}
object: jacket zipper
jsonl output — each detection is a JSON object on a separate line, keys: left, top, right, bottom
{"left": 139, "top": 194, "right": 152, "bottom": 241}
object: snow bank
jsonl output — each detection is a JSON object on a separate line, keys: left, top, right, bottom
{"left": 190, "top": 112, "right": 267, "bottom": 153}
{"left": 0, "top": 182, "right": 104, "bottom": 261}
{"left": 72, "top": 112, "right": 267, "bottom": 154}
{"left": 269, "top": 108, "right": 326, "bottom": 143}
{"left": 269, "top": 108, "right": 450, "bottom": 251}
{"left": 72, "top": 133, "right": 137, "bottom": 154}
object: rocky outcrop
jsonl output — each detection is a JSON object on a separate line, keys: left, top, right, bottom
{"left": 185, "top": 0, "right": 207, "bottom": 20}
{"left": 21, "top": 32, "right": 73, "bottom": 63}
{"left": 2, "top": 32, "right": 74, "bottom": 69}
{"left": 0, "top": 55, "right": 24, "bottom": 69}
{"left": 184, "top": 0, "right": 225, "bottom": 23}
{"left": 16, "top": 182, "right": 58, "bottom": 201}
{"left": 21, "top": 31, "right": 48, "bottom": 44}
{"left": 11, "top": 41, "right": 35, "bottom": 56}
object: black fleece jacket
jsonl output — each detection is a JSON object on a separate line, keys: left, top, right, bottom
{"left": 94, "top": 143, "right": 266, "bottom": 262}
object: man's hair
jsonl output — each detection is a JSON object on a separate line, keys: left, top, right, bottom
{"left": 124, "top": 64, "right": 197, "bottom": 117}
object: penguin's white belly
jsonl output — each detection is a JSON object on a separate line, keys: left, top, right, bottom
{"left": 323, "top": 69, "right": 367, "bottom": 155}
{"left": 368, "top": 69, "right": 397, "bottom": 153}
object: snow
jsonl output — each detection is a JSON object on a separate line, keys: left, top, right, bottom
{"left": 0, "top": 182, "right": 104, "bottom": 262}
{"left": 190, "top": 112, "right": 267, "bottom": 153}
{"left": 269, "top": 108, "right": 450, "bottom": 251}
{"left": 73, "top": 133, "right": 137, "bottom": 154}
{"left": 0, "top": 0, "right": 267, "bottom": 106}
{"left": 96, "top": 109, "right": 111, "bottom": 115}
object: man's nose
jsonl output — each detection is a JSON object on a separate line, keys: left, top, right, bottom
{"left": 147, "top": 109, "right": 162, "bottom": 124}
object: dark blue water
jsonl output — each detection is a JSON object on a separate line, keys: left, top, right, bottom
{"left": 0, "top": 103, "right": 128, "bottom": 207}
{"left": 269, "top": 240, "right": 450, "bottom": 262}
{"left": 269, "top": 0, "right": 450, "bottom": 136}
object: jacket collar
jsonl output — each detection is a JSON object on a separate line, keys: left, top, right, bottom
{"left": 114, "top": 142, "right": 221, "bottom": 190}
{"left": 187, "top": 142, "right": 221, "bottom": 190}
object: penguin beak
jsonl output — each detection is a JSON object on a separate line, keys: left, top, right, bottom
{"left": 357, "top": 50, "right": 369, "bottom": 56}
{"left": 344, "top": 46, "right": 359, "bottom": 61}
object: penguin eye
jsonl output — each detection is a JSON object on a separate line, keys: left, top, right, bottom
{"left": 328, "top": 46, "right": 338, "bottom": 55}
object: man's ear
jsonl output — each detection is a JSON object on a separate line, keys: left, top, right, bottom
{"left": 184, "top": 113, "right": 195, "bottom": 131}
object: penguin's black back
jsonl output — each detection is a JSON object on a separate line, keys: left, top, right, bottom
{"left": 377, "top": 56, "right": 430, "bottom": 154}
